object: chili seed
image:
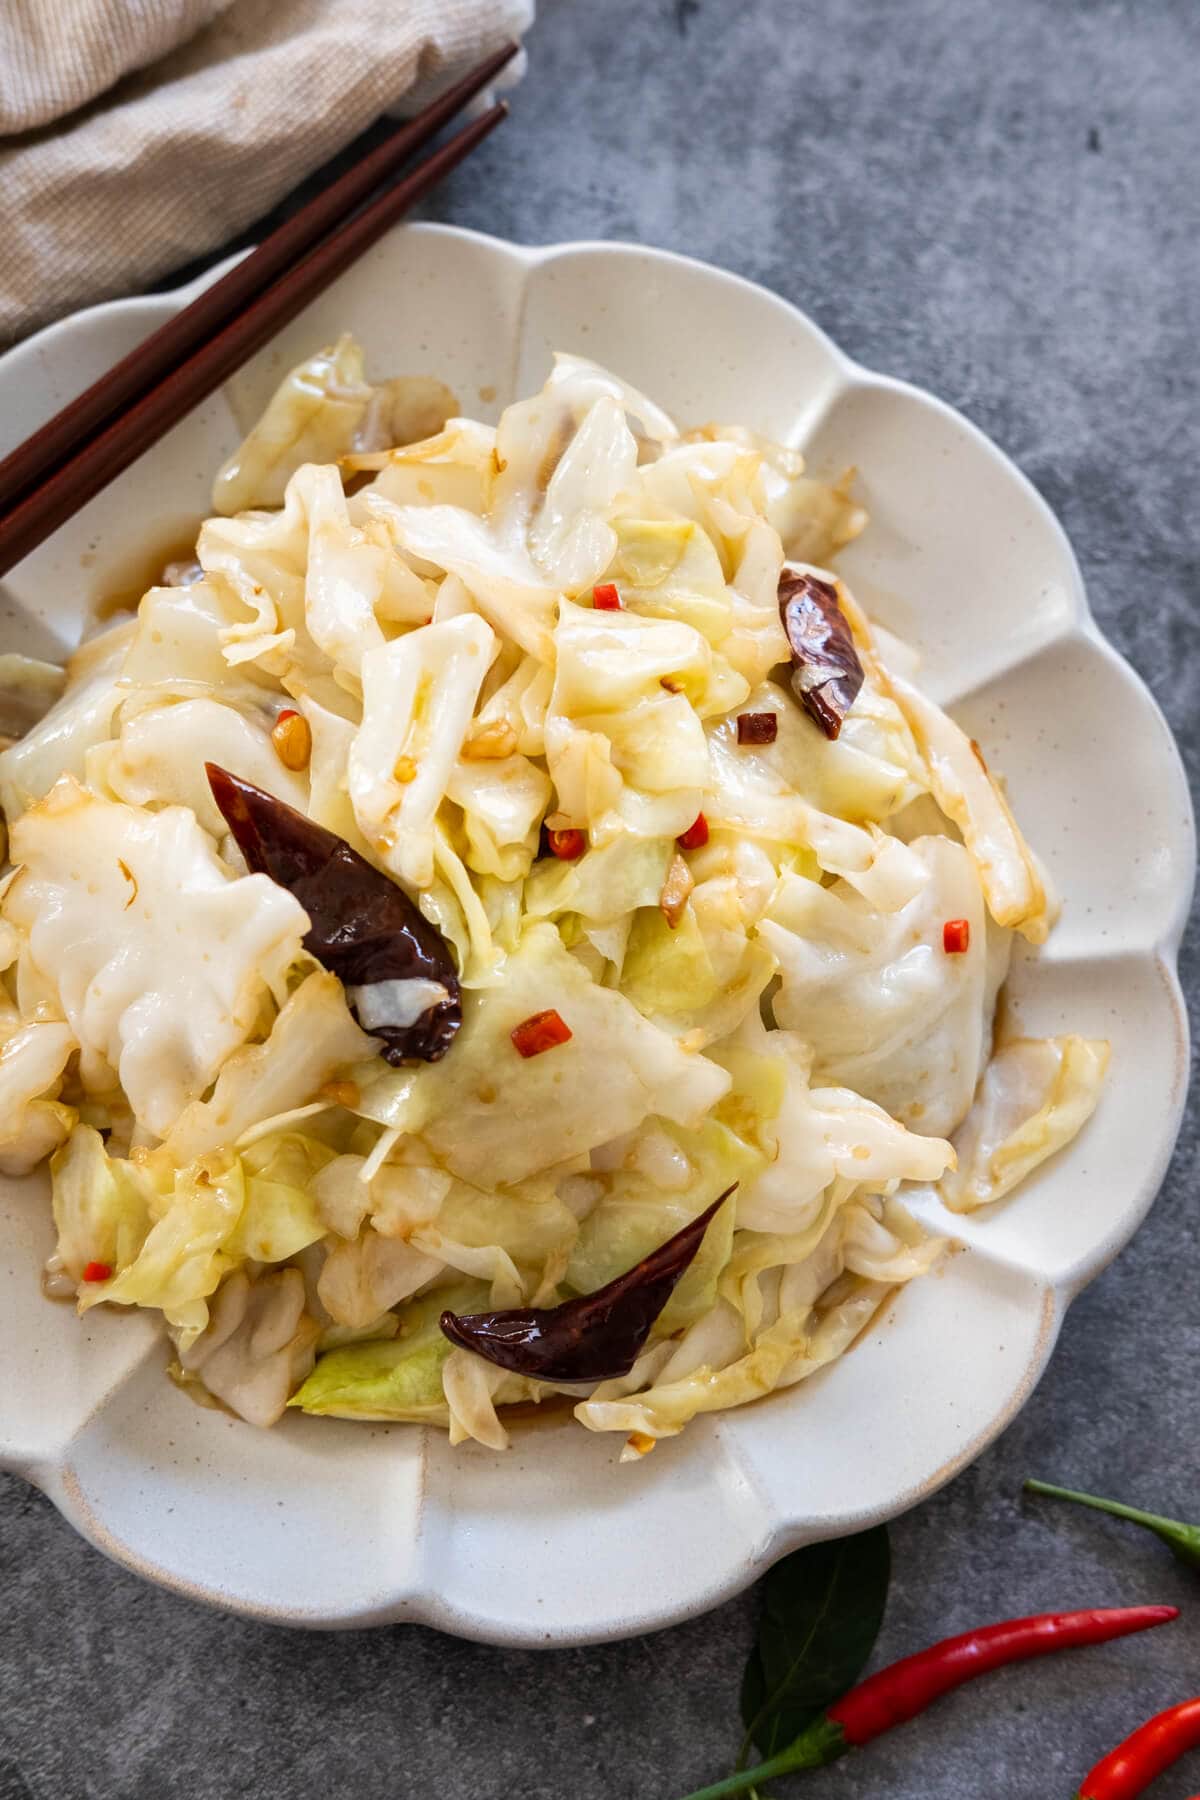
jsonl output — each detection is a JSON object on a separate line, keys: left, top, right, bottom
{"left": 547, "top": 827, "right": 586, "bottom": 861}
{"left": 659, "top": 852, "right": 694, "bottom": 928}
{"left": 271, "top": 708, "right": 312, "bottom": 771}
{"left": 320, "top": 1079, "right": 361, "bottom": 1109}
{"left": 463, "top": 720, "right": 519, "bottom": 761}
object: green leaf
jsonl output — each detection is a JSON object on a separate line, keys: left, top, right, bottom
{"left": 739, "top": 1525, "right": 891, "bottom": 1762}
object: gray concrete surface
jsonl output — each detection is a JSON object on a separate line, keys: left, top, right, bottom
{"left": 2, "top": 0, "right": 1198, "bottom": 1795}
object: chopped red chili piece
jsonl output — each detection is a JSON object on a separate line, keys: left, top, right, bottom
{"left": 736, "top": 712, "right": 778, "bottom": 745}
{"left": 592, "top": 583, "right": 622, "bottom": 611}
{"left": 511, "top": 1009, "right": 573, "bottom": 1058}
{"left": 82, "top": 1261, "right": 112, "bottom": 1283}
{"left": 546, "top": 827, "right": 586, "bottom": 861}
{"left": 942, "top": 918, "right": 971, "bottom": 954}
{"left": 677, "top": 812, "right": 710, "bottom": 850}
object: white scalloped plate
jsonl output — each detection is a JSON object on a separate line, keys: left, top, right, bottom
{"left": 0, "top": 227, "right": 1191, "bottom": 1644}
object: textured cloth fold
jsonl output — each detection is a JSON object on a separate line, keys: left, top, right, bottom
{"left": 0, "top": 0, "right": 532, "bottom": 346}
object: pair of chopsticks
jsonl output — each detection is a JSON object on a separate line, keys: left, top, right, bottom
{"left": 0, "top": 42, "right": 517, "bottom": 581}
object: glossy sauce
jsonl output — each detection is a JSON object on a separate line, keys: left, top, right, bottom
{"left": 84, "top": 520, "right": 205, "bottom": 626}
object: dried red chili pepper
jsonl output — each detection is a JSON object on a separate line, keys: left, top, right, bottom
{"left": 207, "top": 764, "right": 460, "bottom": 1064}
{"left": 675, "top": 1606, "right": 1178, "bottom": 1799}
{"left": 440, "top": 1186, "right": 736, "bottom": 1382}
{"left": 942, "top": 918, "right": 970, "bottom": 954}
{"left": 592, "top": 582, "right": 622, "bottom": 611}
{"left": 677, "top": 812, "right": 710, "bottom": 850}
{"left": 82, "top": 1261, "right": 112, "bottom": 1283}
{"left": 1076, "top": 1696, "right": 1200, "bottom": 1799}
{"left": 736, "top": 712, "right": 778, "bottom": 745}
{"left": 778, "top": 567, "right": 864, "bottom": 740}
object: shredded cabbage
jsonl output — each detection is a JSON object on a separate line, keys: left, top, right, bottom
{"left": 0, "top": 343, "right": 1103, "bottom": 1447}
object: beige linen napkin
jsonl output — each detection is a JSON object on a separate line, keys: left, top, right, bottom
{"left": 0, "top": 0, "right": 532, "bottom": 345}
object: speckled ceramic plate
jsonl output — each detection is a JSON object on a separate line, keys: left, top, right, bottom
{"left": 0, "top": 226, "right": 1191, "bottom": 1644}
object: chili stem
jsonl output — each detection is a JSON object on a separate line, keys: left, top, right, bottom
{"left": 677, "top": 1721, "right": 845, "bottom": 1800}
{"left": 1026, "top": 1479, "right": 1200, "bottom": 1569}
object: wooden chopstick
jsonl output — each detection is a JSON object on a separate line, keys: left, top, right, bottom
{"left": 0, "top": 101, "right": 507, "bottom": 580}
{"left": 0, "top": 41, "right": 518, "bottom": 518}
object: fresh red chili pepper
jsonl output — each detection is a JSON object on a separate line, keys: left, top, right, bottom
{"left": 592, "top": 582, "right": 622, "bottom": 610}
{"left": 827, "top": 1610, "right": 1179, "bottom": 1745}
{"left": 510, "top": 1009, "right": 572, "bottom": 1058}
{"left": 546, "top": 827, "right": 586, "bottom": 861}
{"left": 1076, "top": 1696, "right": 1200, "bottom": 1799}
{"left": 677, "top": 812, "right": 710, "bottom": 850}
{"left": 736, "top": 711, "right": 778, "bottom": 745}
{"left": 81, "top": 1261, "right": 112, "bottom": 1283}
{"left": 675, "top": 1606, "right": 1178, "bottom": 1800}
{"left": 942, "top": 917, "right": 970, "bottom": 954}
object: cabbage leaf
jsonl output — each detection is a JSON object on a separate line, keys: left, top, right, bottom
{"left": 290, "top": 1282, "right": 489, "bottom": 1421}
{"left": 941, "top": 1035, "right": 1109, "bottom": 1212}
{"left": 5, "top": 780, "right": 308, "bottom": 1137}
{"left": 411, "top": 923, "right": 730, "bottom": 1186}
{"left": 762, "top": 836, "right": 1008, "bottom": 1137}
{"left": 349, "top": 612, "right": 495, "bottom": 889}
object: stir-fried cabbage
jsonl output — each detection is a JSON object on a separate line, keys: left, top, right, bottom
{"left": 762, "top": 837, "right": 1009, "bottom": 1138}
{"left": 0, "top": 1021, "right": 77, "bottom": 1176}
{"left": 879, "top": 669, "right": 1053, "bottom": 944}
{"left": 213, "top": 336, "right": 458, "bottom": 516}
{"left": 6, "top": 779, "right": 307, "bottom": 1136}
{"left": 177, "top": 1268, "right": 319, "bottom": 1428}
{"left": 0, "top": 342, "right": 1104, "bottom": 1446}
{"left": 941, "top": 1035, "right": 1110, "bottom": 1213}
{"left": 0, "top": 623, "right": 134, "bottom": 827}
